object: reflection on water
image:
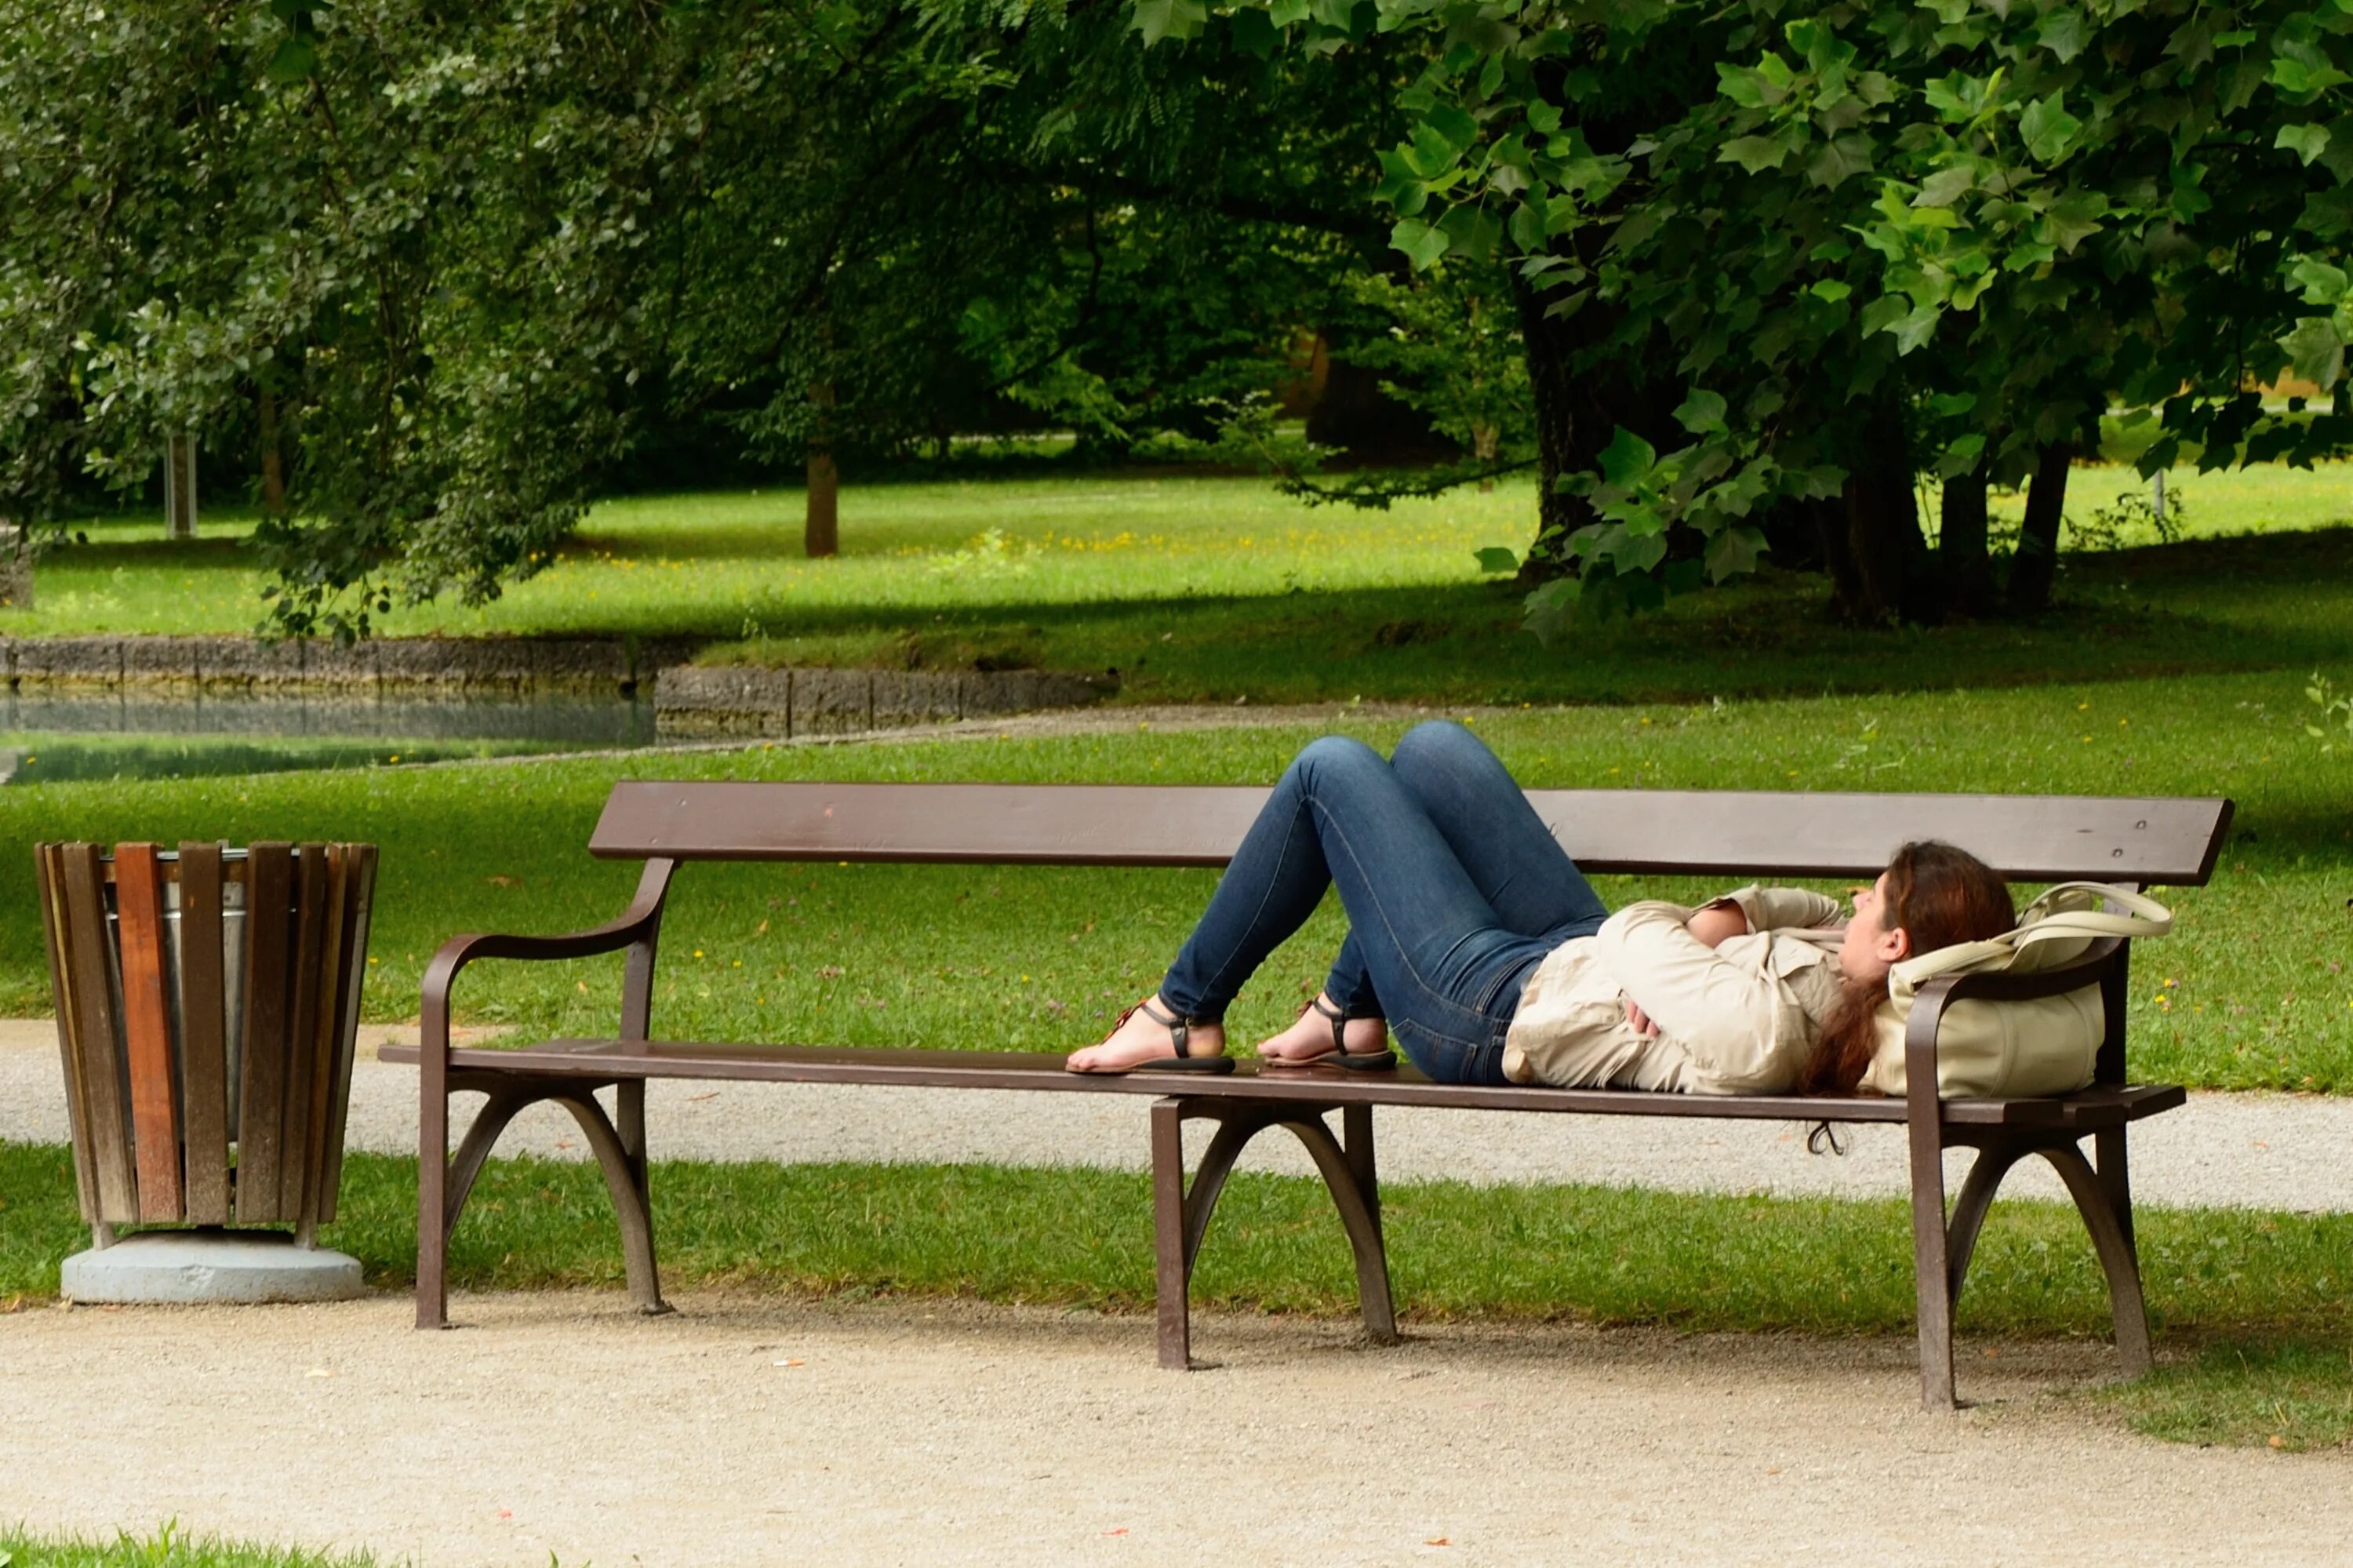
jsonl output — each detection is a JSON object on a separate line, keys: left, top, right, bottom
{"left": 0, "top": 691, "right": 659, "bottom": 784}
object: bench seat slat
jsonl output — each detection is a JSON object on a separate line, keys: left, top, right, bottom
{"left": 588, "top": 781, "right": 2232, "bottom": 886}
{"left": 378, "top": 1039, "right": 2184, "bottom": 1128}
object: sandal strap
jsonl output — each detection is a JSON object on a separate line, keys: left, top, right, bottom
{"left": 1136, "top": 995, "right": 1191, "bottom": 1057}
{"left": 1306, "top": 995, "right": 1348, "bottom": 1055}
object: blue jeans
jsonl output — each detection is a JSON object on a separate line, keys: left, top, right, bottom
{"left": 1158, "top": 722, "right": 1610, "bottom": 1085}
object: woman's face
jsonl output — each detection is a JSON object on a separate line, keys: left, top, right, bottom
{"left": 1839, "top": 871, "right": 1909, "bottom": 984}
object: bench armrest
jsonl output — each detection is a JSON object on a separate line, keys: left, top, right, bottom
{"left": 419, "top": 859, "right": 677, "bottom": 1060}
{"left": 1901, "top": 936, "right": 2125, "bottom": 1126}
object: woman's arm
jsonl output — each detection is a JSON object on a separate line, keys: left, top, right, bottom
{"left": 1598, "top": 902, "right": 1813, "bottom": 1091}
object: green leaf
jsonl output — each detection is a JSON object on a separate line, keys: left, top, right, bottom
{"left": 1935, "top": 433, "right": 1987, "bottom": 477}
{"left": 1526, "top": 99, "right": 1563, "bottom": 135}
{"left": 1424, "top": 104, "right": 1480, "bottom": 154}
{"left": 1597, "top": 426, "right": 1659, "bottom": 486}
{"left": 1808, "top": 279, "right": 1853, "bottom": 304}
{"left": 2293, "top": 258, "right": 2350, "bottom": 304}
{"left": 2036, "top": 10, "right": 2089, "bottom": 62}
{"left": 1704, "top": 524, "right": 1766, "bottom": 582}
{"left": 1390, "top": 217, "right": 1450, "bottom": 271}
{"left": 2273, "top": 57, "right": 2350, "bottom": 93}
{"left": 2282, "top": 316, "right": 2348, "bottom": 389}
{"left": 2019, "top": 93, "right": 2082, "bottom": 162}
{"left": 1675, "top": 389, "right": 1729, "bottom": 432}
{"left": 1718, "top": 134, "right": 1791, "bottom": 174}
{"left": 1131, "top": 0, "right": 1207, "bottom": 45}
{"left": 1267, "top": 0, "right": 1311, "bottom": 24}
{"left": 1891, "top": 301, "right": 1941, "bottom": 355}
{"left": 1803, "top": 135, "right": 1874, "bottom": 189}
{"left": 1438, "top": 203, "right": 1504, "bottom": 261}
{"left": 1474, "top": 547, "right": 1520, "bottom": 574}
{"left": 1860, "top": 296, "right": 1911, "bottom": 337}
{"left": 1508, "top": 199, "right": 1546, "bottom": 253}
{"left": 265, "top": 35, "right": 316, "bottom": 83}
{"left": 1715, "top": 61, "right": 1766, "bottom": 108}
{"left": 1522, "top": 577, "right": 1583, "bottom": 646}
{"left": 1915, "top": 166, "right": 1975, "bottom": 208}
{"left": 2278, "top": 124, "right": 2333, "bottom": 166}
{"left": 2042, "top": 191, "right": 2108, "bottom": 253}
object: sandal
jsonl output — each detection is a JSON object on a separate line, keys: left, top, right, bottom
{"left": 1071, "top": 997, "right": 1236, "bottom": 1075}
{"left": 1262, "top": 996, "right": 1397, "bottom": 1071}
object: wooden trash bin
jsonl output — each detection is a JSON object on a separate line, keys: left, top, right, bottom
{"left": 35, "top": 841, "right": 378, "bottom": 1249}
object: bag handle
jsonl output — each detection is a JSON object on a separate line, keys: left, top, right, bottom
{"left": 2013, "top": 882, "right": 2174, "bottom": 946}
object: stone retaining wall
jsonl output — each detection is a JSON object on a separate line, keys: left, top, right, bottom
{"left": 0, "top": 635, "right": 696, "bottom": 693}
{"left": 655, "top": 664, "right": 1115, "bottom": 737}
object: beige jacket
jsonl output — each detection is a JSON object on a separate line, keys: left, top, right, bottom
{"left": 1502, "top": 886, "right": 1849, "bottom": 1094}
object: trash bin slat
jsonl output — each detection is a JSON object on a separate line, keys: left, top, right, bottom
{"left": 60, "top": 844, "right": 140, "bottom": 1223}
{"left": 315, "top": 844, "right": 377, "bottom": 1224}
{"left": 36, "top": 846, "right": 103, "bottom": 1226}
{"left": 179, "top": 841, "right": 233, "bottom": 1227}
{"left": 235, "top": 842, "right": 293, "bottom": 1224}
{"left": 115, "top": 843, "right": 184, "bottom": 1222}
{"left": 279, "top": 844, "right": 330, "bottom": 1222}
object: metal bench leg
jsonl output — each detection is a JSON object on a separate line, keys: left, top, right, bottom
{"left": 1287, "top": 1107, "right": 1396, "bottom": 1344}
{"left": 550, "top": 1088, "right": 670, "bottom": 1315}
{"left": 416, "top": 1056, "right": 449, "bottom": 1330}
{"left": 1907, "top": 1111, "right": 1958, "bottom": 1412}
{"left": 2041, "top": 1139, "right": 2153, "bottom": 1378}
{"left": 1151, "top": 1098, "right": 1191, "bottom": 1369}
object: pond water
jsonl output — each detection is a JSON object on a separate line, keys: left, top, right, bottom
{"left": 0, "top": 691, "right": 660, "bottom": 785}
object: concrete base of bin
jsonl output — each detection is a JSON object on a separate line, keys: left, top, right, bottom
{"left": 61, "top": 1228, "right": 365, "bottom": 1304}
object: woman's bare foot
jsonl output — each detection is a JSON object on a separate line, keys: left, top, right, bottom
{"left": 1257, "top": 995, "right": 1388, "bottom": 1062}
{"left": 1065, "top": 995, "right": 1227, "bottom": 1073}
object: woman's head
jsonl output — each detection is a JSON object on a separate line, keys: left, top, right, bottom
{"left": 1836, "top": 840, "right": 2017, "bottom": 989}
{"left": 1806, "top": 841, "right": 2015, "bottom": 1094}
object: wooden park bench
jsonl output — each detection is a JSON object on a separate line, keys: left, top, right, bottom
{"left": 383, "top": 779, "right": 2231, "bottom": 1410}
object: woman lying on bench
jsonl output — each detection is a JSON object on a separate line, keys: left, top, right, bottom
{"left": 1065, "top": 721, "right": 2016, "bottom": 1092}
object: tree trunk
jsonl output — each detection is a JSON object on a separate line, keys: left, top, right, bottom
{"left": 1938, "top": 466, "right": 1992, "bottom": 616}
{"left": 2006, "top": 442, "right": 2073, "bottom": 615}
{"left": 1508, "top": 268, "right": 1625, "bottom": 579}
{"left": 805, "top": 446, "right": 838, "bottom": 560}
{"left": 805, "top": 377, "right": 838, "bottom": 560}
{"left": 257, "top": 386, "right": 286, "bottom": 517}
{"left": 1823, "top": 396, "right": 1927, "bottom": 623}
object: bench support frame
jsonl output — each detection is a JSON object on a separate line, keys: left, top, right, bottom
{"left": 1151, "top": 1097, "right": 1396, "bottom": 1370}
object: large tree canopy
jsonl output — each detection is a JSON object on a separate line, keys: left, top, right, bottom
{"left": 1168, "top": 0, "right": 2353, "bottom": 621}
{"left": 0, "top": 0, "right": 1413, "bottom": 635}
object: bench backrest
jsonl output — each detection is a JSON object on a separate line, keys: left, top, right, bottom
{"left": 591, "top": 781, "right": 2233, "bottom": 886}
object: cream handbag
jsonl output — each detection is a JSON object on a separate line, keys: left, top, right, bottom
{"left": 1859, "top": 883, "right": 2176, "bottom": 1099}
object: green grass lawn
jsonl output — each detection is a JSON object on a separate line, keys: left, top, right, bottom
{"left": 19, "top": 464, "right": 2353, "bottom": 707}
{"left": 0, "top": 672, "right": 2343, "bottom": 1089}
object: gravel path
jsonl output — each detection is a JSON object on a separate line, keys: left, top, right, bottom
{"left": 2, "top": 1291, "right": 2344, "bottom": 1567}
{"left": 3, "top": 1023, "right": 2349, "bottom": 1211}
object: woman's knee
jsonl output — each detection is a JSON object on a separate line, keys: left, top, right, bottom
{"left": 1390, "top": 719, "right": 1497, "bottom": 785}
{"left": 1289, "top": 733, "right": 1384, "bottom": 785}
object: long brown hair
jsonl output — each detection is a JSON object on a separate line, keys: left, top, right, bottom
{"left": 1801, "top": 841, "right": 2016, "bottom": 1095}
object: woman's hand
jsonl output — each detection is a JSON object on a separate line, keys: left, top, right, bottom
{"left": 1624, "top": 998, "right": 1660, "bottom": 1037}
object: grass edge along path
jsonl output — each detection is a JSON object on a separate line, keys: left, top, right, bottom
{"left": 0, "top": 1526, "right": 384, "bottom": 1568}
{"left": 3, "top": 1140, "right": 2348, "bottom": 1452}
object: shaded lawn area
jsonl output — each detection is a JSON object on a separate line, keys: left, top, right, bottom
{"left": 0, "top": 668, "right": 2342, "bottom": 1090}
{"left": 15, "top": 471, "right": 2353, "bottom": 708}
{"left": 4, "top": 1140, "right": 2347, "bottom": 1449}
